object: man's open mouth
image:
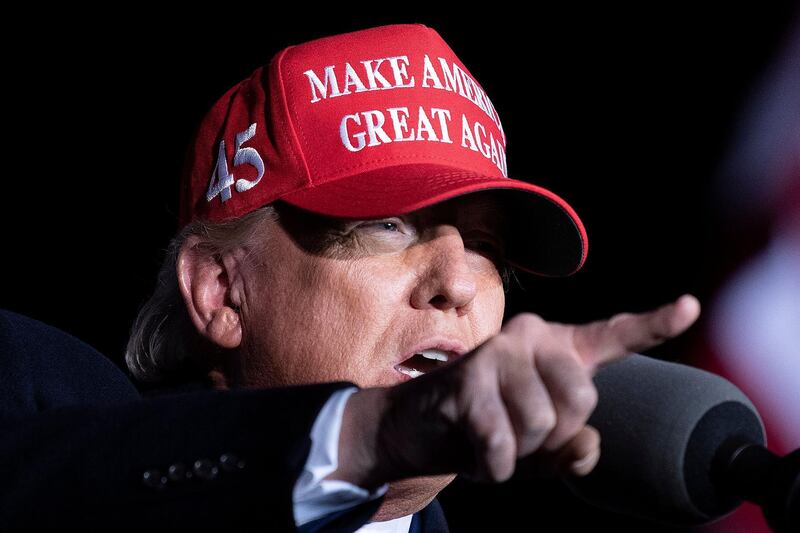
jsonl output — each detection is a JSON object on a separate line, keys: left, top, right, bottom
{"left": 394, "top": 349, "right": 454, "bottom": 378}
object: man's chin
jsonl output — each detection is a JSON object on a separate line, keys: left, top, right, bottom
{"left": 371, "top": 473, "right": 457, "bottom": 522}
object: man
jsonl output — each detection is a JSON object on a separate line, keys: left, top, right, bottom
{"left": 125, "top": 22, "right": 700, "bottom": 530}
{"left": 0, "top": 23, "right": 699, "bottom": 532}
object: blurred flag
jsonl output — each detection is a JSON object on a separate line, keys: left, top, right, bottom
{"left": 694, "top": 12, "right": 799, "bottom": 533}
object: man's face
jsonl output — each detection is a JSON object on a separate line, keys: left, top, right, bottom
{"left": 233, "top": 192, "right": 508, "bottom": 389}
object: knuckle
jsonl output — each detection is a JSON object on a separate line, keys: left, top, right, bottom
{"left": 478, "top": 334, "right": 525, "bottom": 368}
{"left": 608, "top": 312, "right": 634, "bottom": 329}
{"left": 492, "top": 460, "right": 516, "bottom": 483}
{"left": 478, "top": 431, "right": 516, "bottom": 483}
{"left": 650, "top": 320, "right": 672, "bottom": 342}
{"left": 506, "top": 312, "right": 545, "bottom": 333}
{"left": 529, "top": 406, "right": 557, "bottom": 434}
{"left": 569, "top": 383, "right": 599, "bottom": 415}
{"left": 484, "top": 443, "right": 516, "bottom": 482}
{"left": 486, "top": 334, "right": 515, "bottom": 357}
{"left": 464, "top": 350, "right": 499, "bottom": 382}
{"left": 483, "top": 428, "right": 515, "bottom": 455}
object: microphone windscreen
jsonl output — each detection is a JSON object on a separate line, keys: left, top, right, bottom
{"left": 562, "top": 353, "right": 766, "bottom": 525}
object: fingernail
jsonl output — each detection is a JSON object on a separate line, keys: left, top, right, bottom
{"left": 569, "top": 450, "right": 599, "bottom": 476}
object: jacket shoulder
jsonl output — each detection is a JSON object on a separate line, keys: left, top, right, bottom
{"left": 0, "top": 308, "right": 138, "bottom": 417}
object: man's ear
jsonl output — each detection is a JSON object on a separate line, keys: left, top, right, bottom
{"left": 177, "top": 235, "right": 243, "bottom": 350}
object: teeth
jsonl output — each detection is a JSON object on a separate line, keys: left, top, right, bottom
{"left": 417, "top": 349, "right": 450, "bottom": 362}
{"left": 396, "top": 365, "right": 425, "bottom": 378}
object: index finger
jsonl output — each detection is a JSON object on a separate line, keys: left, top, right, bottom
{"left": 570, "top": 294, "right": 701, "bottom": 372}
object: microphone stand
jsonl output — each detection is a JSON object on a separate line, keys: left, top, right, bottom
{"left": 711, "top": 438, "right": 799, "bottom": 533}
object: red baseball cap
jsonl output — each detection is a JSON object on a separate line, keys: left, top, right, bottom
{"left": 179, "top": 23, "right": 588, "bottom": 276}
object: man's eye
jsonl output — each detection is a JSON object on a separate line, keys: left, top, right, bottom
{"left": 359, "top": 219, "right": 405, "bottom": 233}
{"left": 376, "top": 222, "right": 399, "bottom": 232}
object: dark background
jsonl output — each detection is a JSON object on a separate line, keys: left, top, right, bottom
{"left": 2, "top": 4, "right": 797, "bottom": 531}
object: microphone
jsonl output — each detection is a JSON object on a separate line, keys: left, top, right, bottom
{"left": 561, "top": 354, "right": 799, "bottom": 532}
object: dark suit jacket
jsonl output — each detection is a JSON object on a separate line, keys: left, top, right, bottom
{"left": 0, "top": 309, "right": 448, "bottom": 532}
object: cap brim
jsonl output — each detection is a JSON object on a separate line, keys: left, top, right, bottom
{"left": 280, "top": 163, "right": 588, "bottom": 277}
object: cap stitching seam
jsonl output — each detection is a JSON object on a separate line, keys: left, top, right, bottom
{"left": 275, "top": 46, "right": 313, "bottom": 186}
{"left": 278, "top": 170, "right": 488, "bottom": 196}
{"left": 312, "top": 154, "right": 504, "bottom": 178}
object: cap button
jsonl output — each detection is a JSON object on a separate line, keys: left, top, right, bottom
{"left": 142, "top": 469, "right": 167, "bottom": 490}
{"left": 220, "top": 453, "right": 246, "bottom": 472}
{"left": 167, "top": 463, "right": 188, "bottom": 482}
{"left": 193, "top": 459, "right": 219, "bottom": 481}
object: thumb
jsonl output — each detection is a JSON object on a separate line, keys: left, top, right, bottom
{"left": 557, "top": 425, "right": 601, "bottom": 477}
{"left": 512, "top": 425, "right": 601, "bottom": 480}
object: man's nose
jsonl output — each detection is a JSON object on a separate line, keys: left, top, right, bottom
{"left": 409, "top": 225, "right": 478, "bottom": 315}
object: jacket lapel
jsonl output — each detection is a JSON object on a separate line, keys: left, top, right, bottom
{"left": 409, "top": 498, "right": 449, "bottom": 533}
